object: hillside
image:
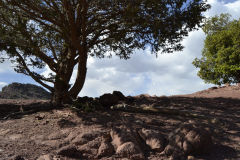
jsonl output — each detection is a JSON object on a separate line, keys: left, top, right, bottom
{"left": 0, "top": 86, "right": 239, "bottom": 160}
{"left": 181, "top": 84, "right": 240, "bottom": 99}
{"left": 0, "top": 82, "right": 51, "bottom": 99}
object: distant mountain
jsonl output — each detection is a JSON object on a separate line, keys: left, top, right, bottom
{"left": 0, "top": 83, "right": 51, "bottom": 99}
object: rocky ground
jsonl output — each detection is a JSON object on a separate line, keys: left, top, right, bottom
{"left": 0, "top": 85, "right": 240, "bottom": 160}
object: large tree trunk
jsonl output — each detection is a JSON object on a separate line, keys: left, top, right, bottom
{"left": 69, "top": 50, "right": 88, "bottom": 99}
{"left": 51, "top": 51, "right": 88, "bottom": 106}
{"left": 51, "top": 77, "right": 72, "bottom": 106}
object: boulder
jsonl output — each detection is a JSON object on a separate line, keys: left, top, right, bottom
{"left": 77, "top": 137, "right": 102, "bottom": 159}
{"left": 97, "top": 141, "right": 114, "bottom": 158}
{"left": 72, "top": 131, "right": 101, "bottom": 145}
{"left": 116, "top": 142, "right": 142, "bottom": 158}
{"left": 99, "top": 93, "right": 119, "bottom": 108}
{"left": 57, "top": 119, "right": 77, "bottom": 128}
{"left": 13, "top": 156, "right": 25, "bottom": 160}
{"left": 99, "top": 91, "right": 125, "bottom": 108}
{"left": 163, "top": 123, "right": 213, "bottom": 158}
{"left": 77, "top": 96, "right": 94, "bottom": 103}
{"left": 138, "top": 128, "right": 166, "bottom": 152}
{"left": 112, "top": 91, "right": 125, "bottom": 101}
{"left": 57, "top": 145, "right": 82, "bottom": 159}
{"left": 40, "top": 139, "right": 63, "bottom": 148}
{"left": 110, "top": 127, "right": 133, "bottom": 147}
{"left": 209, "top": 87, "right": 218, "bottom": 90}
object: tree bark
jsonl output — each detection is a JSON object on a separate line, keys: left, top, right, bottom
{"left": 69, "top": 51, "right": 88, "bottom": 99}
{"left": 51, "top": 77, "right": 72, "bottom": 106}
{"left": 51, "top": 50, "right": 88, "bottom": 106}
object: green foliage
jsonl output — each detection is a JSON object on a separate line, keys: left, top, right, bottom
{"left": 193, "top": 14, "right": 240, "bottom": 85}
{"left": 0, "top": 0, "right": 210, "bottom": 103}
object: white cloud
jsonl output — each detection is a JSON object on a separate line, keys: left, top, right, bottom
{"left": 0, "top": 82, "right": 8, "bottom": 91}
{"left": 0, "top": 60, "right": 14, "bottom": 73}
{"left": 1, "top": 0, "right": 240, "bottom": 97}
{"left": 78, "top": 0, "right": 240, "bottom": 97}
{"left": 206, "top": 0, "right": 240, "bottom": 19}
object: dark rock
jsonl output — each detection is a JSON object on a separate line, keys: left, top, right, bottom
{"left": 163, "top": 123, "right": 213, "bottom": 158}
{"left": 110, "top": 127, "right": 144, "bottom": 159}
{"left": 57, "top": 145, "right": 82, "bottom": 158}
{"left": 138, "top": 128, "right": 166, "bottom": 152}
{"left": 57, "top": 119, "right": 77, "bottom": 128}
{"left": 209, "top": 87, "right": 218, "bottom": 90}
{"left": 112, "top": 91, "right": 125, "bottom": 101}
{"left": 72, "top": 131, "right": 101, "bottom": 145}
{"left": 77, "top": 137, "right": 102, "bottom": 159}
{"left": 116, "top": 142, "right": 143, "bottom": 159}
{"left": 99, "top": 91, "right": 126, "bottom": 108}
{"left": 97, "top": 134, "right": 114, "bottom": 158}
{"left": 13, "top": 155, "right": 25, "bottom": 160}
{"left": 37, "top": 154, "right": 53, "bottom": 160}
{"left": 99, "top": 93, "right": 119, "bottom": 108}
{"left": 77, "top": 96, "right": 94, "bottom": 103}
{"left": 126, "top": 96, "right": 135, "bottom": 104}
{"left": 110, "top": 127, "right": 133, "bottom": 147}
{"left": 97, "top": 141, "right": 114, "bottom": 158}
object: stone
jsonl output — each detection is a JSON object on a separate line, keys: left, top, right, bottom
{"left": 48, "top": 132, "right": 62, "bottom": 140}
{"left": 37, "top": 154, "right": 53, "bottom": 160}
{"left": 77, "top": 96, "right": 94, "bottom": 103}
{"left": 64, "top": 130, "right": 80, "bottom": 142}
{"left": 72, "top": 131, "right": 100, "bottom": 145}
{"left": 209, "top": 87, "right": 218, "bottom": 90}
{"left": 112, "top": 91, "right": 125, "bottom": 101}
{"left": 99, "top": 91, "right": 125, "bottom": 108}
{"left": 99, "top": 93, "right": 119, "bottom": 108}
{"left": 35, "top": 114, "right": 45, "bottom": 120}
{"left": 0, "top": 129, "right": 10, "bottom": 136}
{"left": 57, "top": 145, "right": 82, "bottom": 159}
{"left": 138, "top": 94, "right": 151, "bottom": 98}
{"left": 138, "top": 128, "right": 166, "bottom": 152}
{"left": 40, "top": 140, "right": 63, "bottom": 148}
{"left": 116, "top": 142, "right": 142, "bottom": 158}
{"left": 57, "top": 119, "right": 76, "bottom": 128}
{"left": 13, "top": 156, "right": 25, "bottom": 160}
{"left": 8, "top": 134, "right": 22, "bottom": 141}
{"left": 225, "top": 83, "right": 231, "bottom": 87}
{"left": 97, "top": 141, "right": 114, "bottom": 158}
{"left": 187, "top": 155, "right": 196, "bottom": 160}
{"left": 77, "top": 137, "right": 102, "bottom": 158}
{"left": 163, "top": 123, "right": 213, "bottom": 157}
{"left": 110, "top": 103, "right": 130, "bottom": 110}
{"left": 78, "top": 137, "right": 102, "bottom": 151}
{"left": 110, "top": 127, "right": 132, "bottom": 148}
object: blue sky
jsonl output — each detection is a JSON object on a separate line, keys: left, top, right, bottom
{"left": 1, "top": 0, "right": 240, "bottom": 97}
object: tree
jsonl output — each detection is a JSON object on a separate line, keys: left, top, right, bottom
{"left": 193, "top": 14, "right": 240, "bottom": 85}
{"left": 0, "top": 0, "right": 210, "bottom": 105}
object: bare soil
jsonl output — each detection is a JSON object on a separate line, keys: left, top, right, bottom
{"left": 0, "top": 85, "right": 240, "bottom": 160}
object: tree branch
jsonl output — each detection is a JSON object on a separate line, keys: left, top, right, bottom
{"left": 14, "top": 50, "right": 54, "bottom": 92}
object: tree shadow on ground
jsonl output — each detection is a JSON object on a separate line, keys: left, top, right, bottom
{"left": 75, "top": 96, "right": 240, "bottom": 159}
{"left": 0, "top": 96, "right": 239, "bottom": 159}
{"left": 0, "top": 101, "right": 56, "bottom": 120}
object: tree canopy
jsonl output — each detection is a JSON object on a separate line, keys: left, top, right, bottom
{"left": 193, "top": 14, "right": 240, "bottom": 85}
{"left": 0, "top": 0, "right": 210, "bottom": 104}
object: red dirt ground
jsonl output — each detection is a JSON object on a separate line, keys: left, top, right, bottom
{"left": 0, "top": 85, "right": 239, "bottom": 160}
